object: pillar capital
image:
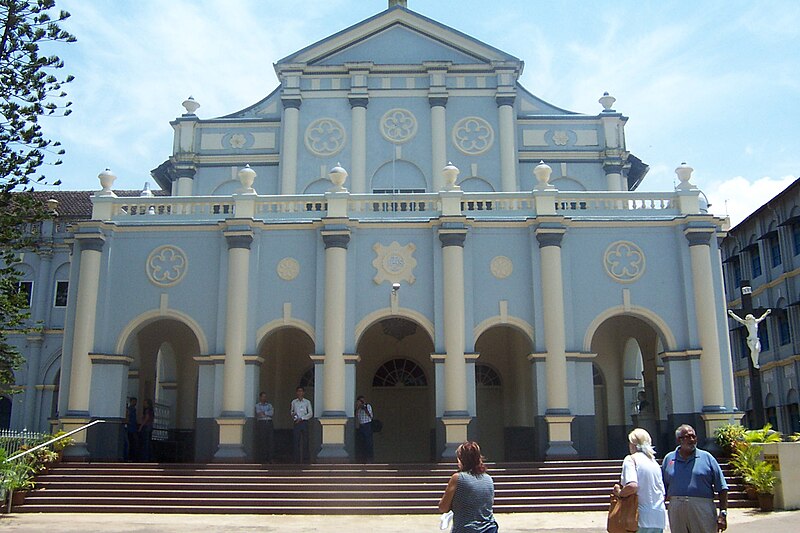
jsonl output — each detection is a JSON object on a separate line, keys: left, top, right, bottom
{"left": 495, "top": 94, "right": 515, "bottom": 107}
{"left": 281, "top": 97, "right": 302, "bottom": 110}
{"left": 429, "top": 95, "right": 448, "bottom": 108}
{"left": 602, "top": 162, "right": 624, "bottom": 175}
{"left": 77, "top": 236, "right": 105, "bottom": 253}
{"left": 348, "top": 96, "right": 369, "bottom": 108}
{"left": 439, "top": 230, "right": 467, "bottom": 248}
{"left": 225, "top": 234, "right": 253, "bottom": 250}
{"left": 322, "top": 230, "right": 351, "bottom": 249}
{"left": 685, "top": 229, "right": 714, "bottom": 247}
{"left": 175, "top": 165, "right": 197, "bottom": 179}
{"left": 535, "top": 229, "right": 565, "bottom": 248}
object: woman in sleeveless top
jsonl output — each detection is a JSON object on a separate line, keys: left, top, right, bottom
{"left": 439, "top": 441, "right": 499, "bottom": 533}
{"left": 614, "top": 428, "right": 667, "bottom": 533}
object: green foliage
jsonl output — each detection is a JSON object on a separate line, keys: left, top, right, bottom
{"left": 1, "top": 460, "right": 35, "bottom": 492}
{"left": 789, "top": 433, "right": 800, "bottom": 442}
{"left": 714, "top": 423, "right": 747, "bottom": 456}
{"left": 749, "top": 459, "right": 777, "bottom": 495}
{"left": 729, "top": 442, "right": 761, "bottom": 484}
{"left": 0, "top": 0, "right": 75, "bottom": 388}
{"left": 744, "top": 424, "right": 782, "bottom": 444}
{"left": 49, "top": 430, "right": 73, "bottom": 452}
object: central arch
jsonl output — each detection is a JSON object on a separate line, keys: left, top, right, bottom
{"left": 356, "top": 316, "right": 434, "bottom": 462}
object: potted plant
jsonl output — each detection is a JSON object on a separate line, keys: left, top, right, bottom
{"left": 50, "top": 430, "right": 75, "bottom": 461}
{"left": 729, "top": 442, "right": 760, "bottom": 499}
{"left": 3, "top": 461, "right": 35, "bottom": 512}
{"left": 749, "top": 459, "right": 777, "bottom": 512}
{"left": 714, "top": 423, "right": 746, "bottom": 457}
{"left": 744, "top": 424, "right": 782, "bottom": 444}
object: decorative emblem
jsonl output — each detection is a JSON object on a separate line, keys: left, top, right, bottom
{"left": 223, "top": 131, "right": 253, "bottom": 149}
{"left": 490, "top": 256, "right": 513, "bottom": 279}
{"left": 453, "top": 117, "right": 494, "bottom": 155}
{"left": 146, "top": 245, "right": 188, "bottom": 287}
{"left": 305, "top": 118, "right": 346, "bottom": 156}
{"left": 552, "top": 130, "right": 570, "bottom": 146}
{"left": 380, "top": 108, "right": 417, "bottom": 144}
{"left": 603, "top": 241, "right": 645, "bottom": 283}
{"left": 373, "top": 241, "right": 417, "bottom": 285}
{"left": 277, "top": 257, "right": 300, "bottom": 281}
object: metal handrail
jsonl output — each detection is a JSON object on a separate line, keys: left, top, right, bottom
{"left": 4, "top": 419, "right": 105, "bottom": 462}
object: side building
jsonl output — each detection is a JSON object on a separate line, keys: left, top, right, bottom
{"left": 3, "top": 3, "right": 740, "bottom": 462}
{"left": 721, "top": 177, "right": 800, "bottom": 434}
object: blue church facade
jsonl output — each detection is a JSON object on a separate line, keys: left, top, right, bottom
{"left": 6, "top": 3, "right": 741, "bottom": 462}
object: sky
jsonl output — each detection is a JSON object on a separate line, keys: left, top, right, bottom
{"left": 37, "top": 0, "right": 800, "bottom": 226}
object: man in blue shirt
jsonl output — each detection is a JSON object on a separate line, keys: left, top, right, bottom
{"left": 662, "top": 424, "right": 728, "bottom": 533}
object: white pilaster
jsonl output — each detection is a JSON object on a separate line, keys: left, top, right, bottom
{"left": 350, "top": 102, "right": 367, "bottom": 193}
{"left": 496, "top": 95, "right": 517, "bottom": 192}
{"left": 280, "top": 100, "right": 301, "bottom": 195}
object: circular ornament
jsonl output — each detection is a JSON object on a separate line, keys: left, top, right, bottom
{"left": 452, "top": 116, "right": 494, "bottom": 155}
{"left": 603, "top": 241, "right": 645, "bottom": 283}
{"left": 490, "top": 256, "right": 513, "bottom": 279}
{"left": 146, "top": 245, "right": 188, "bottom": 287}
{"left": 305, "top": 118, "right": 346, "bottom": 156}
{"left": 380, "top": 108, "right": 418, "bottom": 144}
{"left": 383, "top": 252, "right": 406, "bottom": 274}
{"left": 277, "top": 257, "right": 300, "bottom": 281}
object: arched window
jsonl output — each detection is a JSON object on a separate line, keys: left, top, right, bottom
{"left": 475, "top": 364, "right": 501, "bottom": 386}
{"left": 373, "top": 358, "right": 427, "bottom": 387}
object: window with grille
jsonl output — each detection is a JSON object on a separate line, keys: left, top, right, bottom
{"left": 17, "top": 281, "right": 33, "bottom": 307}
{"left": 769, "top": 235, "right": 781, "bottom": 267}
{"left": 373, "top": 358, "right": 427, "bottom": 387}
{"left": 299, "top": 367, "right": 315, "bottom": 389}
{"left": 475, "top": 364, "right": 501, "bottom": 387}
{"left": 778, "top": 314, "right": 791, "bottom": 346}
{"left": 750, "top": 247, "right": 762, "bottom": 278}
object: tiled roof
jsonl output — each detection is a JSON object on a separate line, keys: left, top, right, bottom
{"left": 22, "top": 190, "right": 168, "bottom": 219}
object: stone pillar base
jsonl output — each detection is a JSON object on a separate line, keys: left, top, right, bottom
{"left": 213, "top": 417, "right": 246, "bottom": 461}
{"left": 59, "top": 416, "right": 92, "bottom": 460}
{"left": 318, "top": 416, "right": 349, "bottom": 462}
{"left": 545, "top": 414, "right": 577, "bottom": 458}
{"left": 440, "top": 416, "right": 472, "bottom": 459}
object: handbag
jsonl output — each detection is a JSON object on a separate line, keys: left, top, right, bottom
{"left": 606, "top": 491, "right": 638, "bottom": 533}
{"left": 371, "top": 418, "right": 383, "bottom": 433}
{"left": 607, "top": 454, "right": 639, "bottom": 533}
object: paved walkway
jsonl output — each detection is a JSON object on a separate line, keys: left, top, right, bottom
{"left": 1, "top": 509, "right": 798, "bottom": 532}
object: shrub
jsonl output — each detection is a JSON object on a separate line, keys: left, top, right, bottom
{"left": 714, "top": 423, "right": 746, "bottom": 456}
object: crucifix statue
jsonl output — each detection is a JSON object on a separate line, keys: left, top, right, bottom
{"left": 727, "top": 281, "right": 771, "bottom": 428}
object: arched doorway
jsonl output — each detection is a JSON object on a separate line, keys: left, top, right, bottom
{"left": 474, "top": 325, "right": 533, "bottom": 461}
{"left": 258, "top": 327, "right": 315, "bottom": 462}
{"left": 125, "top": 318, "right": 200, "bottom": 461}
{"left": 589, "top": 314, "right": 668, "bottom": 458}
{"left": 356, "top": 317, "right": 434, "bottom": 462}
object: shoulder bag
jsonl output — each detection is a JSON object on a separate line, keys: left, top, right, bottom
{"left": 607, "top": 455, "right": 639, "bottom": 533}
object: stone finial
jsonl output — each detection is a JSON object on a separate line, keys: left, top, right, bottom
{"left": 442, "top": 162, "right": 460, "bottom": 191}
{"left": 329, "top": 162, "right": 348, "bottom": 191}
{"left": 97, "top": 168, "right": 117, "bottom": 197}
{"left": 388, "top": 0, "right": 408, "bottom": 8}
{"left": 140, "top": 182, "right": 154, "bottom": 197}
{"left": 237, "top": 164, "right": 257, "bottom": 194}
{"left": 46, "top": 198, "right": 59, "bottom": 214}
{"left": 534, "top": 161, "right": 553, "bottom": 189}
{"left": 182, "top": 96, "right": 200, "bottom": 115}
{"left": 675, "top": 162, "right": 695, "bottom": 190}
{"left": 599, "top": 92, "right": 616, "bottom": 112}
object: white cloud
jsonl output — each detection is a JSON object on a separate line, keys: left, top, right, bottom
{"left": 705, "top": 175, "right": 797, "bottom": 227}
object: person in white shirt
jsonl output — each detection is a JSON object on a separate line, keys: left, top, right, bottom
{"left": 355, "top": 395, "right": 374, "bottom": 462}
{"left": 290, "top": 386, "right": 313, "bottom": 463}
{"left": 254, "top": 392, "right": 274, "bottom": 463}
{"left": 614, "top": 427, "right": 667, "bottom": 533}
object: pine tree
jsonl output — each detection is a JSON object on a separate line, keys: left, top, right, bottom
{"left": 0, "top": 0, "right": 75, "bottom": 386}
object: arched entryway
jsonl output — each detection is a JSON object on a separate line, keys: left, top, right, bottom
{"left": 589, "top": 314, "right": 669, "bottom": 458}
{"left": 474, "top": 325, "right": 534, "bottom": 461}
{"left": 125, "top": 318, "right": 200, "bottom": 461}
{"left": 257, "top": 327, "right": 315, "bottom": 462}
{"left": 356, "top": 317, "right": 434, "bottom": 462}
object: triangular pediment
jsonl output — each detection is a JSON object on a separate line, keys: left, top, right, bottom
{"left": 277, "top": 6, "right": 519, "bottom": 67}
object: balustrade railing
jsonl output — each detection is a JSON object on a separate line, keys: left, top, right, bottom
{"left": 103, "top": 189, "right": 687, "bottom": 223}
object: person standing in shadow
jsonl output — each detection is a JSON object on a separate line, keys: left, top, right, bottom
{"left": 290, "top": 386, "right": 313, "bottom": 463}
{"left": 255, "top": 392, "right": 274, "bottom": 463}
{"left": 139, "top": 399, "right": 154, "bottom": 462}
{"left": 355, "top": 395, "right": 374, "bottom": 462}
{"left": 125, "top": 397, "right": 139, "bottom": 462}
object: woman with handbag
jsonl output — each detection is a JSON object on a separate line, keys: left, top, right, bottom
{"left": 610, "top": 428, "right": 666, "bottom": 533}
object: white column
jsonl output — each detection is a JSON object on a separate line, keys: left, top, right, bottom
{"left": 686, "top": 230, "right": 726, "bottom": 410}
{"left": 604, "top": 162, "right": 624, "bottom": 192}
{"left": 439, "top": 228, "right": 471, "bottom": 457}
{"left": 430, "top": 96, "right": 448, "bottom": 191}
{"left": 536, "top": 227, "right": 577, "bottom": 457}
{"left": 496, "top": 95, "right": 517, "bottom": 192}
{"left": 175, "top": 166, "right": 196, "bottom": 196}
{"left": 350, "top": 98, "right": 368, "bottom": 193}
{"left": 318, "top": 230, "right": 350, "bottom": 461}
{"left": 215, "top": 233, "right": 252, "bottom": 460}
{"left": 280, "top": 99, "right": 301, "bottom": 195}
{"left": 61, "top": 235, "right": 104, "bottom": 457}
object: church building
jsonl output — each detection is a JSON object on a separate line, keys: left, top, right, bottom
{"left": 6, "top": 1, "right": 741, "bottom": 462}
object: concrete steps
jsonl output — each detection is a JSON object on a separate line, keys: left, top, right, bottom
{"left": 17, "top": 460, "right": 756, "bottom": 514}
